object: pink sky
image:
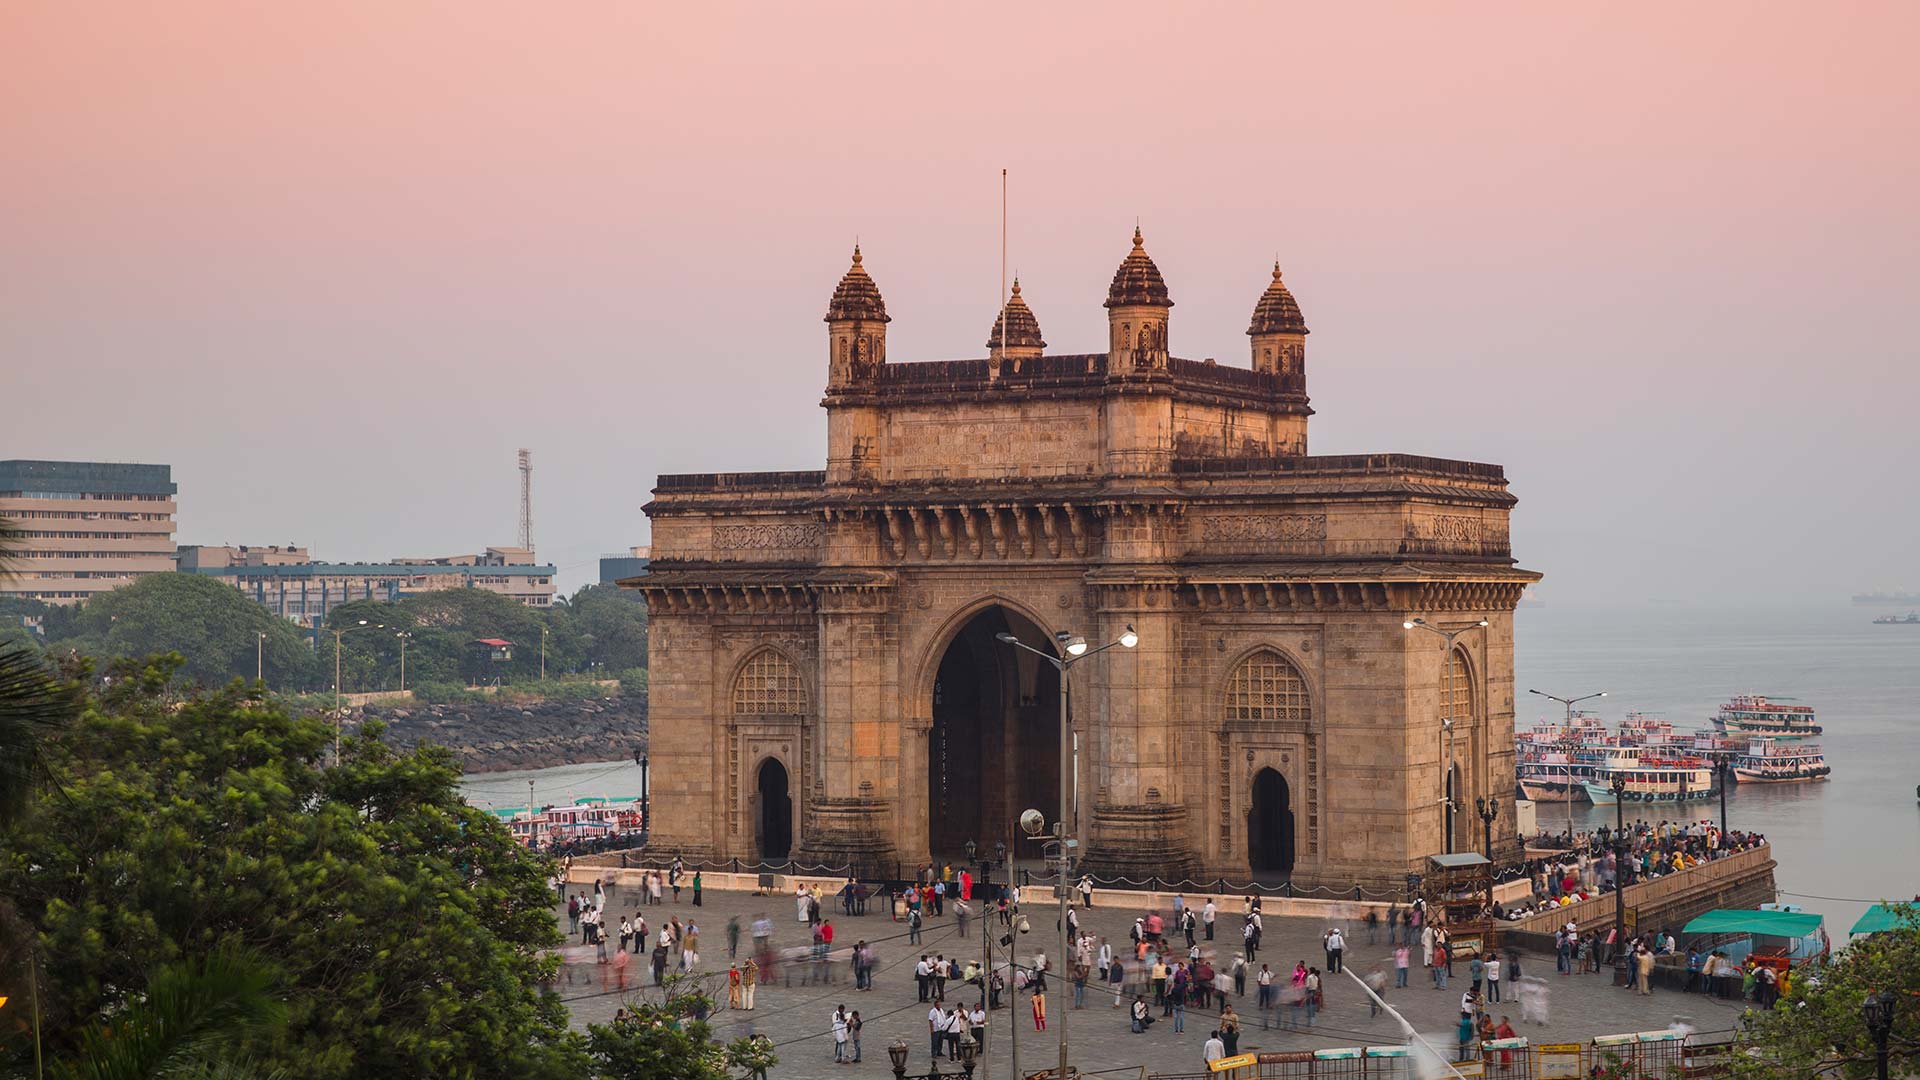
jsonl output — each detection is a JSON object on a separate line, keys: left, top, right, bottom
{"left": 3, "top": 3, "right": 1916, "bottom": 603}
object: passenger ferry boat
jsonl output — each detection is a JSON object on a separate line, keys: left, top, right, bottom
{"left": 1712, "top": 695, "right": 1822, "bottom": 739}
{"left": 494, "top": 797, "right": 643, "bottom": 848}
{"left": 1732, "top": 738, "right": 1831, "bottom": 783}
{"left": 1581, "top": 755, "right": 1717, "bottom": 805}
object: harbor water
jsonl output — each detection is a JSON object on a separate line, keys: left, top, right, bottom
{"left": 462, "top": 602, "right": 1920, "bottom": 935}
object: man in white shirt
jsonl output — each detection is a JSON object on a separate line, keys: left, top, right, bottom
{"left": 832, "top": 1008, "right": 850, "bottom": 1063}
{"left": 928, "top": 1004, "right": 946, "bottom": 1060}
{"left": 1202, "top": 1031, "right": 1227, "bottom": 1064}
{"left": 1202, "top": 898, "right": 1218, "bottom": 941}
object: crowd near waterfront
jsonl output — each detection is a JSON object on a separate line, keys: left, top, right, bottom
{"left": 544, "top": 857, "right": 1787, "bottom": 1079}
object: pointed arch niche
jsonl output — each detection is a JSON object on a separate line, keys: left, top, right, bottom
{"left": 727, "top": 647, "right": 810, "bottom": 853}
{"left": 1216, "top": 646, "right": 1320, "bottom": 872}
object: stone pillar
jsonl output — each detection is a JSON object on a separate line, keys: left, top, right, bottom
{"left": 794, "top": 585, "right": 899, "bottom": 874}
{"left": 641, "top": 609, "right": 721, "bottom": 859}
{"left": 1081, "top": 577, "right": 1195, "bottom": 882}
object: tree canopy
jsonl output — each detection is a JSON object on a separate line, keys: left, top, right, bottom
{"left": 1732, "top": 905, "right": 1920, "bottom": 1079}
{"left": 37, "top": 573, "right": 320, "bottom": 689}
{"left": 0, "top": 656, "right": 580, "bottom": 1079}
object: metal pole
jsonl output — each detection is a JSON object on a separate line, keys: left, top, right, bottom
{"left": 1008, "top": 829, "right": 1018, "bottom": 1080}
{"left": 1613, "top": 782, "right": 1627, "bottom": 947}
{"left": 400, "top": 635, "right": 407, "bottom": 693}
{"left": 1057, "top": 658, "right": 1071, "bottom": 1080}
{"left": 333, "top": 630, "right": 343, "bottom": 759}
{"left": 1444, "top": 636, "right": 1455, "bottom": 854}
{"left": 1718, "top": 760, "right": 1729, "bottom": 839}
{"left": 257, "top": 631, "right": 264, "bottom": 683}
{"left": 1565, "top": 700, "right": 1576, "bottom": 843}
{"left": 979, "top": 852, "right": 991, "bottom": 1080}
{"left": 541, "top": 627, "right": 548, "bottom": 681}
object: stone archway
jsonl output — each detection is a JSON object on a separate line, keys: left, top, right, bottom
{"left": 755, "top": 757, "right": 793, "bottom": 862}
{"left": 1248, "top": 767, "right": 1295, "bottom": 877}
{"left": 926, "top": 605, "right": 1061, "bottom": 863}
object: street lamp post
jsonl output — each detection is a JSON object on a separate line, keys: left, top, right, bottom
{"left": 395, "top": 631, "right": 411, "bottom": 693}
{"left": 540, "top": 625, "right": 549, "bottom": 682}
{"left": 256, "top": 631, "right": 266, "bottom": 684}
{"left": 1406, "top": 617, "right": 1489, "bottom": 854}
{"left": 1863, "top": 991, "right": 1895, "bottom": 1080}
{"left": 1611, "top": 771, "right": 1630, "bottom": 960}
{"left": 994, "top": 624, "right": 1136, "bottom": 1080}
{"left": 327, "top": 619, "right": 382, "bottom": 759}
{"left": 1716, "top": 758, "right": 1732, "bottom": 841}
{"left": 1528, "top": 689, "right": 1608, "bottom": 845}
{"left": 1474, "top": 796, "right": 1500, "bottom": 865}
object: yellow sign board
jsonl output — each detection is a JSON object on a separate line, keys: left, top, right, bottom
{"left": 1208, "top": 1054, "right": 1257, "bottom": 1073}
{"left": 1535, "top": 1042, "right": 1585, "bottom": 1078}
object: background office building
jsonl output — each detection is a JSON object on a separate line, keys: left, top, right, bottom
{"left": 0, "top": 460, "right": 178, "bottom": 604}
{"left": 181, "top": 544, "right": 556, "bottom": 627}
{"left": 598, "top": 545, "right": 650, "bottom": 585}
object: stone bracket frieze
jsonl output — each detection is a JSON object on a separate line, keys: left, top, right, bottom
{"left": 1201, "top": 513, "right": 1328, "bottom": 543}
{"left": 713, "top": 522, "right": 825, "bottom": 550}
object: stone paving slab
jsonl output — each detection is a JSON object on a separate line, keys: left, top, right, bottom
{"left": 549, "top": 884, "right": 1747, "bottom": 1079}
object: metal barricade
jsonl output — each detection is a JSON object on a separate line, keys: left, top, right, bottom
{"left": 1478, "top": 1037, "right": 1528, "bottom": 1080}
{"left": 1306, "top": 1047, "right": 1367, "bottom": 1080}
{"left": 1253, "top": 1051, "right": 1316, "bottom": 1080}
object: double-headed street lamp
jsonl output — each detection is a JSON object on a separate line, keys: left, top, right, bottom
{"left": 327, "top": 619, "right": 385, "bottom": 758}
{"left": 1405, "top": 617, "right": 1488, "bottom": 854}
{"left": 994, "top": 623, "right": 1137, "bottom": 1080}
{"left": 1528, "top": 688, "right": 1608, "bottom": 844}
{"left": 1474, "top": 796, "right": 1500, "bottom": 865}
{"left": 394, "top": 630, "right": 412, "bottom": 693}
{"left": 1610, "top": 771, "right": 1630, "bottom": 956}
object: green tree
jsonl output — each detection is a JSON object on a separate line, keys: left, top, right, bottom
{"left": 551, "top": 585, "right": 649, "bottom": 676}
{"left": 38, "top": 573, "right": 318, "bottom": 690}
{"left": 0, "top": 657, "right": 580, "bottom": 1079}
{"left": 1732, "top": 905, "right": 1920, "bottom": 1079}
{"left": 53, "top": 947, "right": 288, "bottom": 1080}
{"left": 583, "top": 976, "right": 772, "bottom": 1080}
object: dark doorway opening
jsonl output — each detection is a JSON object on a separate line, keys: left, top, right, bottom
{"left": 756, "top": 757, "right": 793, "bottom": 862}
{"left": 928, "top": 606, "right": 1061, "bottom": 863}
{"left": 1446, "top": 764, "right": 1459, "bottom": 855}
{"left": 1248, "top": 767, "right": 1296, "bottom": 877}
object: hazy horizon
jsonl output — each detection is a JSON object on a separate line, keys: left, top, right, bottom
{"left": 5, "top": 3, "right": 1916, "bottom": 603}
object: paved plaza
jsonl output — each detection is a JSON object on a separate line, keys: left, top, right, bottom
{"left": 549, "top": 883, "right": 1744, "bottom": 1078}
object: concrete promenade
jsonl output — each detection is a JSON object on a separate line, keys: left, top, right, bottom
{"left": 547, "top": 881, "right": 1752, "bottom": 1079}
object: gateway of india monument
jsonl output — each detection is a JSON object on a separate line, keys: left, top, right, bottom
{"left": 628, "top": 229, "right": 1540, "bottom": 888}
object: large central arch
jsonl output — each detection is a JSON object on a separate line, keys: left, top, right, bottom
{"left": 927, "top": 605, "right": 1062, "bottom": 863}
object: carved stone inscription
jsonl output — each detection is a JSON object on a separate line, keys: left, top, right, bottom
{"left": 1202, "top": 514, "right": 1328, "bottom": 543}
{"left": 713, "top": 523, "right": 823, "bottom": 550}
{"left": 1405, "top": 515, "right": 1508, "bottom": 545}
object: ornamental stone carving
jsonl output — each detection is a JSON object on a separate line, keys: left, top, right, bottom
{"left": 1201, "top": 514, "right": 1328, "bottom": 543}
{"left": 713, "top": 523, "right": 824, "bottom": 550}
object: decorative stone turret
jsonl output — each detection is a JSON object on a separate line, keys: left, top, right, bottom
{"left": 824, "top": 245, "right": 889, "bottom": 484}
{"left": 1105, "top": 227, "right": 1172, "bottom": 378}
{"left": 825, "top": 245, "right": 889, "bottom": 392}
{"left": 1247, "top": 262, "right": 1308, "bottom": 381}
{"left": 987, "top": 278, "right": 1046, "bottom": 376}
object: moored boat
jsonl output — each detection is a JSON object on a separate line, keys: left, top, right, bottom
{"left": 1731, "top": 738, "right": 1830, "bottom": 782}
{"left": 1582, "top": 756, "right": 1716, "bottom": 804}
{"left": 1712, "top": 694, "right": 1821, "bottom": 739}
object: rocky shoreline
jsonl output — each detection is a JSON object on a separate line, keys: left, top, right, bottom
{"left": 350, "top": 693, "right": 648, "bottom": 774}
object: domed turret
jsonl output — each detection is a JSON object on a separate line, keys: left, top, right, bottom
{"left": 988, "top": 279, "right": 1046, "bottom": 373}
{"left": 1106, "top": 227, "right": 1172, "bottom": 377}
{"left": 1248, "top": 262, "right": 1308, "bottom": 382}
{"left": 825, "top": 245, "right": 889, "bottom": 391}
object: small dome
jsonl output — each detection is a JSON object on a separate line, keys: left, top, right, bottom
{"left": 1247, "top": 262, "right": 1308, "bottom": 335}
{"left": 824, "top": 245, "right": 891, "bottom": 323}
{"left": 1104, "top": 226, "right": 1173, "bottom": 309}
{"left": 987, "top": 279, "right": 1046, "bottom": 350}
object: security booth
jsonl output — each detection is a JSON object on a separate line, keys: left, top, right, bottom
{"left": 467, "top": 637, "right": 515, "bottom": 684}
{"left": 1426, "top": 851, "right": 1495, "bottom": 955}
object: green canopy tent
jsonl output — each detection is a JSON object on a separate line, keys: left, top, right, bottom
{"left": 1848, "top": 904, "right": 1915, "bottom": 937}
{"left": 1683, "top": 909, "right": 1825, "bottom": 937}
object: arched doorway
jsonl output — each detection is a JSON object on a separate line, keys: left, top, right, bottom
{"left": 928, "top": 605, "right": 1061, "bottom": 862}
{"left": 756, "top": 758, "right": 793, "bottom": 862}
{"left": 1248, "top": 767, "right": 1295, "bottom": 877}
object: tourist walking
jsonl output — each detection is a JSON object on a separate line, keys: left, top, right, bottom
{"left": 1394, "top": 944, "right": 1410, "bottom": 987}
{"left": 1324, "top": 927, "right": 1346, "bottom": 973}
{"left": 1486, "top": 950, "right": 1502, "bottom": 1002}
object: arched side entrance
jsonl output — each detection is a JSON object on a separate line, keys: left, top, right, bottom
{"left": 1248, "top": 767, "right": 1295, "bottom": 877}
{"left": 928, "top": 605, "right": 1061, "bottom": 862}
{"left": 755, "top": 757, "right": 793, "bottom": 862}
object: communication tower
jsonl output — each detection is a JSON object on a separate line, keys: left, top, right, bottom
{"left": 517, "top": 448, "right": 533, "bottom": 553}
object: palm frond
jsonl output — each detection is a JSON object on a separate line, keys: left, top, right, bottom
{"left": 52, "top": 949, "right": 288, "bottom": 1080}
{"left": 0, "top": 642, "right": 78, "bottom": 823}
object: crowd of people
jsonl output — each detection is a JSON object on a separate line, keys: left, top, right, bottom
{"left": 549, "top": 853, "right": 1760, "bottom": 1073}
{"left": 1495, "top": 819, "right": 1768, "bottom": 920}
